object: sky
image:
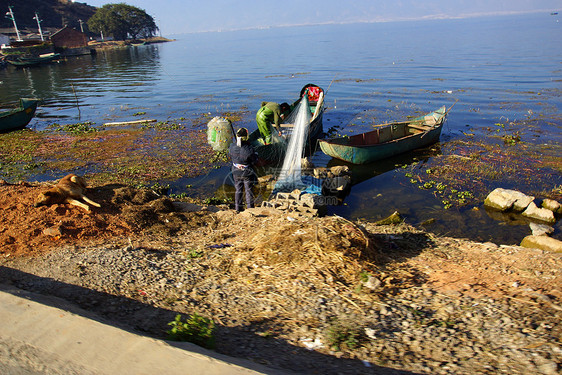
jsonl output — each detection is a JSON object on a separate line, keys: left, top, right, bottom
{"left": 80, "top": 0, "right": 561, "bottom": 35}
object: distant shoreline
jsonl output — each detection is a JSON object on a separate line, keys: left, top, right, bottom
{"left": 166, "top": 10, "right": 558, "bottom": 35}
{"left": 87, "top": 36, "right": 174, "bottom": 50}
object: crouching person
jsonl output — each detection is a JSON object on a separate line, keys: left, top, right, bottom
{"left": 229, "top": 127, "right": 258, "bottom": 212}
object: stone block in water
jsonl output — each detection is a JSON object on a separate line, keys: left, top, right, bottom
{"left": 520, "top": 235, "right": 562, "bottom": 253}
{"left": 522, "top": 202, "right": 556, "bottom": 224}
{"left": 542, "top": 198, "right": 561, "bottom": 214}
{"left": 484, "top": 188, "right": 534, "bottom": 212}
{"left": 529, "top": 222, "right": 554, "bottom": 236}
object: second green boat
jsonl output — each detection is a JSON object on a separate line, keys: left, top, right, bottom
{"left": 318, "top": 106, "right": 449, "bottom": 165}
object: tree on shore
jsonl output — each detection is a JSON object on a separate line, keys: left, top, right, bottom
{"left": 87, "top": 3, "right": 158, "bottom": 40}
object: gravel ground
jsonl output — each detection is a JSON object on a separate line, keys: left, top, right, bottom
{"left": 0, "top": 182, "right": 560, "bottom": 374}
{"left": 1, "top": 217, "right": 561, "bottom": 374}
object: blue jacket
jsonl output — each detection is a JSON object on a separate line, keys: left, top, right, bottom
{"left": 229, "top": 141, "right": 258, "bottom": 179}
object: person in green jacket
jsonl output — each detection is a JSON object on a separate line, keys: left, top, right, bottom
{"left": 256, "top": 102, "right": 290, "bottom": 144}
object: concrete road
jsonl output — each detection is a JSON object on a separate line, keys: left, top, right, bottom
{"left": 0, "top": 284, "right": 287, "bottom": 375}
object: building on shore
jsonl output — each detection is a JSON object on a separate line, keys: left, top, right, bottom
{"left": 50, "top": 26, "right": 94, "bottom": 56}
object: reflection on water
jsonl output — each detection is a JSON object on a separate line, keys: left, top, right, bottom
{"left": 1, "top": 45, "right": 165, "bottom": 125}
{"left": 325, "top": 145, "right": 442, "bottom": 187}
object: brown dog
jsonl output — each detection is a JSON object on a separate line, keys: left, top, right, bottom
{"left": 35, "top": 174, "right": 101, "bottom": 211}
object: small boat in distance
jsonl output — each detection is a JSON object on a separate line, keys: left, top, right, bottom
{"left": 318, "top": 106, "right": 450, "bottom": 165}
{"left": 0, "top": 98, "right": 41, "bottom": 132}
{"left": 6, "top": 53, "right": 61, "bottom": 68}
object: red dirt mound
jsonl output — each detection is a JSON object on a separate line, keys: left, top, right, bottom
{"left": 0, "top": 181, "right": 208, "bottom": 257}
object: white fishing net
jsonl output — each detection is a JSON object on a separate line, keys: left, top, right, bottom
{"left": 276, "top": 95, "right": 311, "bottom": 190}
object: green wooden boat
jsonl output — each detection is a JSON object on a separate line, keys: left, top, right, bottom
{"left": 319, "top": 106, "right": 448, "bottom": 165}
{"left": 0, "top": 98, "right": 40, "bottom": 133}
{"left": 7, "top": 53, "right": 61, "bottom": 68}
{"left": 248, "top": 83, "right": 325, "bottom": 165}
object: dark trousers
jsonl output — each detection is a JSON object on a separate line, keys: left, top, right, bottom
{"left": 234, "top": 175, "right": 255, "bottom": 212}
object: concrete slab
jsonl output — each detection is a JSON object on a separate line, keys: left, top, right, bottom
{"left": 0, "top": 284, "right": 286, "bottom": 375}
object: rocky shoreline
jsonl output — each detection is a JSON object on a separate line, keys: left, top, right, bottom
{"left": 484, "top": 188, "right": 562, "bottom": 253}
{"left": 1, "top": 182, "right": 561, "bottom": 374}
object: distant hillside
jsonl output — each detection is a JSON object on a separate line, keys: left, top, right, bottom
{"left": 0, "top": 0, "right": 96, "bottom": 33}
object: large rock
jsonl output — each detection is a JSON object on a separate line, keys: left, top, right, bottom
{"left": 484, "top": 188, "right": 534, "bottom": 212}
{"left": 329, "top": 165, "right": 350, "bottom": 177}
{"left": 512, "top": 192, "right": 535, "bottom": 212}
{"left": 542, "top": 199, "right": 561, "bottom": 214}
{"left": 375, "top": 211, "right": 404, "bottom": 225}
{"left": 521, "top": 202, "right": 556, "bottom": 224}
{"left": 312, "top": 165, "right": 350, "bottom": 179}
{"left": 529, "top": 222, "right": 554, "bottom": 236}
{"left": 520, "top": 235, "right": 562, "bottom": 253}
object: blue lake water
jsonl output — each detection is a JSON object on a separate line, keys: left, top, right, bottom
{"left": 1, "top": 13, "right": 561, "bottom": 244}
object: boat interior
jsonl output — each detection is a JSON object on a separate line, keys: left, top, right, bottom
{"left": 345, "top": 115, "right": 440, "bottom": 146}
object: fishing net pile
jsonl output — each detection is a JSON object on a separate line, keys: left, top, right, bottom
{"left": 223, "top": 216, "right": 379, "bottom": 286}
{"left": 186, "top": 213, "right": 386, "bottom": 328}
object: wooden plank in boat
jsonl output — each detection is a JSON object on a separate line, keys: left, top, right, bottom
{"left": 409, "top": 124, "right": 432, "bottom": 131}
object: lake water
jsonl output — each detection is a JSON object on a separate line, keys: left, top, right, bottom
{"left": 1, "top": 13, "right": 561, "bottom": 244}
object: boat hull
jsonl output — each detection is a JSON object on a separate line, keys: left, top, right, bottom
{"left": 0, "top": 99, "right": 40, "bottom": 133}
{"left": 6, "top": 53, "right": 60, "bottom": 68}
{"left": 319, "top": 106, "right": 447, "bottom": 165}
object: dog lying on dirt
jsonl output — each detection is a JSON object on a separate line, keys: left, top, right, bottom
{"left": 34, "top": 174, "right": 101, "bottom": 211}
